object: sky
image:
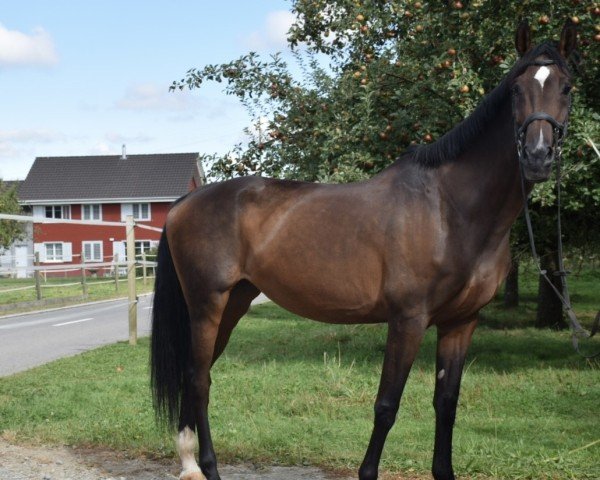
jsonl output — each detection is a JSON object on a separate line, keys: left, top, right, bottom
{"left": 0, "top": 0, "right": 295, "bottom": 180}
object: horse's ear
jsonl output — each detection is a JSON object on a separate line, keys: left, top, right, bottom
{"left": 559, "top": 19, "right": 577, "bottom": 58}
{"left": 515, "top": 20, "right": 531, "bottom": 56}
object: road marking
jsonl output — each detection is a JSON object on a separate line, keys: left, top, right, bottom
{"left": 52, "top": 317, "right": 94, "bottom": 327}
{"left": 0, "top": 316, "right": 80, "bottom": 330}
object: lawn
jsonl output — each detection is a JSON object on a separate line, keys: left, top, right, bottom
{"left": 1, "top": 294, "right": 599, "bottom": 479}
{"left": 0, "top": 276, "right": 154, "bottom": 314}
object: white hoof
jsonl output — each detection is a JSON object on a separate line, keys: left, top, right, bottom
{"left": 180, "top": 468, "right": 206, "bottom": 480}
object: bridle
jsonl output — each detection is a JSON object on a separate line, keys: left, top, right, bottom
{"left": 514, "top": 59, "right": 569, "bottom": 164}
{"left": 514, "top": 58, "right": 599, "bottom": 357}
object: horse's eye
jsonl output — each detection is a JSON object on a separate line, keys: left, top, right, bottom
{"left": 562, "top": 84, "right": 572, "bottom": 95}
{"left": 511, "top": 85, "right": 522, "bottom": 97}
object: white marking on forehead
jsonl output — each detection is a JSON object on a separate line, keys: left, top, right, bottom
{"left": 437, "top": 369, "right": 445, "bottom": 380}
{"left": 534, "top": 66, "right": 551, "bottom": 90}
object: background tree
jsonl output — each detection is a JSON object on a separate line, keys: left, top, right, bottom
{"left": 173, "top": 1, "right": 600, "bottom": 326}
{"left": 0, "top": 181, "right": 24, "bottom": 249}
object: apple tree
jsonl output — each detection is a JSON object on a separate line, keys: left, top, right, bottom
{"left": 0, "top": 181, "right": 24, "bottom": 249}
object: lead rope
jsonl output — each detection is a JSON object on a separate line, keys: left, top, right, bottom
{"left": 519, "top": 148, "right": 600, "bottom": 358}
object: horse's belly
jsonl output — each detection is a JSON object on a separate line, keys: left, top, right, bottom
{"left": 247, "top": 250, "right": 386, "bottom": 324}
{"left": 260, "top": 285, "right": 385, "bottom": 324}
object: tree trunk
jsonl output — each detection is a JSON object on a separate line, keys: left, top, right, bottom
{"left": 535, "top": 252, "right": 567, "bottom": 330}
{"left": 504, "top": 257, "right": 519, "bottom": 308}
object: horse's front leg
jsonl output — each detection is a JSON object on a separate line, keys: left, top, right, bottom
{"left": 358, "top": 317, "right": 427, "bottom": 480}
{"left": 432, "top": 318, "right": 478, "bottom": 480}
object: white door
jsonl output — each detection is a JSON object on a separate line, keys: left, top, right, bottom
{"left": 112, "top": 241, "right": 127, "bottom": 276}
{"left": 15, "top": 246, "right": 29, "bottom": 279}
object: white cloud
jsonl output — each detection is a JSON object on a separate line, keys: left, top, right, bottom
{"left": 0, "top": 128, "right": 65, "bottom": 143}
{"left": 116, "top": 83, "right": 200, "bottom": 112}
{"left": 89, "top": 142, "right": 117, "bottom": 156}
{"left": 0, "top": 142, "right": 18, "bottom": 159}
{"left": 0, "top": 129, "right": 66, "bottom": 179}
{"left": 265, "top": 11, "right": 295, "bottom": 46}
{"left": 242, "top": 10, "right": 295, "bottom": 51}
{"left": 105, "top": 132, "right": 153, "bottom": 144}
{"left": 0, "top": 23, "right": 58, "bottom": 67}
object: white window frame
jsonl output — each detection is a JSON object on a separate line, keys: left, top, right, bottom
{"left": 132, "top": 203, "right": 151, "bottom": 221}
{"left": 121, "top": 240, "right": 153, "bottom": 261}
{"left": 135, "top": 240, "right": 152, "bottom": 257}
{"left": 82, "top": 204, "right": 102, "bottom": 221}
{"left": 45, "top": 242, "right": 64, "bottom": 262}
{"left": 45, "top": 205, "right": 71, "bottom": 219}
{"left": 38, "top": 242, "right": 72, "bottom": 263}
{"left": 82, "top": 241, "right": 103, "bottom": 262}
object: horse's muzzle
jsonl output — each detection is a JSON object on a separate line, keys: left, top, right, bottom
{"left": 521, "top": 146, "right": 554, "bottom": 182}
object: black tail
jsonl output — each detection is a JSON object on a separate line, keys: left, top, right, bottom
{"left": 150, "top": 228, "right": 190, "bottom": 428}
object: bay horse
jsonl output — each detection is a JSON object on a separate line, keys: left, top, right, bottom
{"left": 151, "top": 21, "right": 576, "bottom": 480}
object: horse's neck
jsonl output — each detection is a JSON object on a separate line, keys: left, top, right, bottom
{"left": 437, "top": 100, "right": 524, "bottom": 243}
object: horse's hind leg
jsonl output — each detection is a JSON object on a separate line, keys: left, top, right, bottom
{"left": 212, "top": 280, "right": 260, "bottom": 365}
{"left": 177, "top": 281, "right": 259, "bottom": 480}
{"left": 176, "top": 290, "right": 230, "bottom": 480}
{"left": 432, "top": 318, "right": 477, "bottom": 480}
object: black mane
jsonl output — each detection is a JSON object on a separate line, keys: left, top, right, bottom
{"left": 407, "top": 41, "right": 570, "bottom": 168}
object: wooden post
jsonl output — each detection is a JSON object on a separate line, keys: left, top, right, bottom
{"left": 81, "top": 254, "right": 88, "bottom": 297}
{"left": 34, "top": 252, "right": 42, "bottom": 300}
{"left": 114, "top": 253, "right": 119, "bottom": 291}
{"left": 142, "top": 252, "right": 147, "bottom": 285}
{"left": 126, "top": 215, "right": 137, "bottom": 345}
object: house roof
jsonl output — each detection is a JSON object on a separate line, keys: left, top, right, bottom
{"left": 19, "top": 153, "right": 204, "bottom": 203}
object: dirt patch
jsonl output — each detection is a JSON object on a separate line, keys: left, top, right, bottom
{"left": 0, "top": 440, "right": 355, "bottom": 480}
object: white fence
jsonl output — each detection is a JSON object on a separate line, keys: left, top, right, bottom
{"left": 0, "top": 213, "right": 161, "bottom": 345}
{"left": 0, "top": 252, "right": 157, "bottom": 280}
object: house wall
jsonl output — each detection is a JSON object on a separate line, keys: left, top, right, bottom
{"left": 34, "top": 202, "right": 170, "bottom": 276}
{"left": 0, "top": 222, "right": 34, "bottom": 278}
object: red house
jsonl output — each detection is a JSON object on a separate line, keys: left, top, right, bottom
{"left": 18, "top": 152, "right": 204, "bottom": 275}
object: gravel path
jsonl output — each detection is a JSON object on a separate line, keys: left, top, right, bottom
{"left": 0, "top": 440, "right": 354, "bottom": 480}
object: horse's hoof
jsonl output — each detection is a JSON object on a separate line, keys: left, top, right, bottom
{"left": 180, "top": 470, "right": 206, "bottom": 480}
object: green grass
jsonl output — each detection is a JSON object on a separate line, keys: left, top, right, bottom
{"left": 0, "top": 277, "right": 154, "bottom": 314}
{"left": 1, "top": 299, "right": 599, "bottom": 479}
{"left": 481, "top": 265, "right": 600, "bottom": 330}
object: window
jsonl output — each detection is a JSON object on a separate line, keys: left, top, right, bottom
{"left": 45, "top": 205, "right": 71, "bottom": 219}
{"left": 82, "top": 241, "right": 103, "bottom": 262}
{"left": 35, "top": 242, "right": 72, "bottom": 262}
{"left": 135, "top": 241, "right": 152, "bottom": 257}
{"left": 82, "top": 204, "right": 102, "bottom": 221}
{"left": 132, "top": 203, "right": 150, "bottom": 220}
{"left": 45, "top": 243, "right": 63, "bottom": 261}
{"left": 121, "top": 240, "right": 153, "bottom": 261}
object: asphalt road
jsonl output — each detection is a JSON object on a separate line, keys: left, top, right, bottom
{"left": 0, "top": 293, "right": 270, "bottom": 377}
{"left": 0, "top": 295, "right": 154, "bottom": 377}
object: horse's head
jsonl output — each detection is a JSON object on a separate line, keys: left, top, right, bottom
{"left": 511, "top": 20, "right": 576, "bottom": 183}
